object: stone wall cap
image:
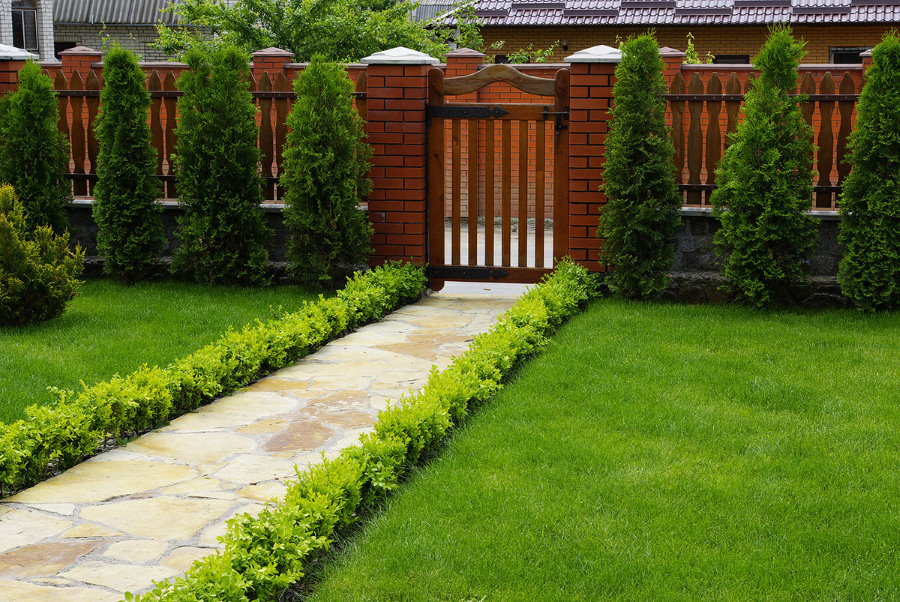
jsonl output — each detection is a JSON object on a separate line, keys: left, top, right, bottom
{"left": 564, "top": 45, "right": 622, "bottom": 63}
{"left": 860, "top": 48, "right": 874, "bottom": 57}
{"left": 59, "top": 46, "right": 103, "bottom": 56}
{"left": 252, "top": 47, "right": 295, "bottom": 58}
{"left": 0, "top": 44, "right": 38, "bottom": 60}
{"left": 361, "top": 47, "right": 440, "bottom": 65}
{"left": 659, "top": 46, "right": 687, "bottom": 58}
{"left": 446, "top": 48, "right": 486, "bottom": 58}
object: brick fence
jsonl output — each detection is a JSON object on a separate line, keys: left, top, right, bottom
{"left": 0, "top": 44, "right": 872, "bottom": 276}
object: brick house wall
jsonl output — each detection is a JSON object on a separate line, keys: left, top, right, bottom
{"left": 485, "top": 24, "right": 892, "bottom": 64}
{"left": 54, "top": 24, "right": 174, "bottom": 61}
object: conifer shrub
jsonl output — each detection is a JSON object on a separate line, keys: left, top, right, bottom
{"left": 837, "top": 34, "right": 900, "bottom": 311}
{"left": 598, "top": 34, "right": 681, "bottom": 299}
{"left": 282, "top": 56, "right": 373, "bottom": 286}
{"left": 0, "top": 184, "right": 83, "bottom": 326}
{"left": 170, "top": 45, "right": 270, "bottom": 285}
{"left": 93, "top": 44, "right": 165, "bottom": 282}
{"left": 0, "top": 62, "right": 70, "bottom": 233}
{"left": 710, "top": 27, "right": 817, "bottom": 307}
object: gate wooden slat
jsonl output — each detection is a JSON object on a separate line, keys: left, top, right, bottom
{"left": 163, "top": 72, "right": 178, "bottom": 199}
{"left": 484, "top": 120, "right": 495, "bottom": 267}
{"left": 451, "top": 118, "right": 462, "bottom": 265}
{"left": 502, "top": 119, "right": 512, "bottom": 267}
{"left": 69, "top": 72, "right": 88, "bottom": 196}
{"left": 686, "top": 73, "right": 703, "bottom": 205}
{"left": 518, "top": 119, "right": 528, "bottom": 267}
{"left": 257, "top": 73, "right": 275, "bottom": 200}
{"left": 468, "top": 118, "right": 478, "bottom": 265}
{"left": 670, "top": 73, "right": 685, "bottom": 198}
{"left": 836, "top": 72, "right": 855, "bottom": 189}
{"left": 148, "top": 72, "right": 165, "bottom": 185}
{"left": 816, "top": 73, "right": 836, "bottom": 209}
{"left": 552, "top": 68, "right": 569, "bottom": 265}
{"left": 85, "top": 70, "right": 101, "bottom": 196}
{"left": 704, "top": 73, "right": 722, "bottom": 206}
{"left": 535, "top": 119, "right": 546, "bottom": 268}
{"left": 427, "top": 68, "right": 446, "bottom": 270}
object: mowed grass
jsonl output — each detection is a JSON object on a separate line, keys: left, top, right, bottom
{"left": 0, "top": 280, "right": 318, "bottom": 423}
{"left": 309, "top": 300, "right": 900, "bottom": 601}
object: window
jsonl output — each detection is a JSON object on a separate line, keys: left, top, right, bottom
{"left": 830, "top": 47, "right": 868, "bottom": 64}
{"left": 11, "top": 0, "right": 38, "bottom": 52}
{"left": 712, "top": 55, "right": 750, "bottom": 64}
{"left": 55, "top": 42, "right": 77, "bottom": 59}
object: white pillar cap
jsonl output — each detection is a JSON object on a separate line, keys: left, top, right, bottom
{"left": 0, "top": 44, "right": 38, "bottom": 60}
{"left": 564, "top": 45, "right": 622, "bottom": 64}
{"left": 361, "top": 47, "right": 440, "bottom": 65}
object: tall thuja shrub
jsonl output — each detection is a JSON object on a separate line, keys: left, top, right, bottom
{"left": 171, "top": 45, "right": 270, "bottom": 285}
{"left": 710, "top": 27, "right": 816, "bottom": 307}
{"left": 282, "top": 56, "right": 373, "bottom": 286}
{"left": 93, "top": 44, "right": 165, "bottom": 281}
{"left": 0, "top": 62, "right": 70, "bottom": 233}
{"left": 598, "top": 34, "right": 681, "bottom": 299}
{"left": 837, "top": 34, "right": 900, "bottom": 311}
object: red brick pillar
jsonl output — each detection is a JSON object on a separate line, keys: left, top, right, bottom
{"left": 251, "top": 47, "right": 294, "bottom": 80}
{"left": 659, "top": 46, "right": 686, "bottom": 87}
{"left": 564, "top": 45, "right": 621, "bottom": 273}
{"left": 361, "top": 47, "right": 439, "bottom": 266}
{"left": 0, "top": 46, "right": 37, "bottom": 94}
{"left": 58, "top": 46, "right": 103, "bottom": 79}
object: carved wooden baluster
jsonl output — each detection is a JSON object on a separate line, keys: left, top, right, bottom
{"left": 836, "top": 72, "right": 856, "bottom": 195}
{"left": 686, "top": 72, "right": 704, "bottom": 206}
{"left": 724, "top": 73, "right": 742, "bottom": 150}
{"left": 69, "top": 71, "right": 87, "bottom": 196}
{"left": 85, "top": 70, "right": 101, "bottom": 196}
{"left": 54, "top": 71, "right": 72, "bottom": 196}
{"left": 273, "top": 71, "right": 291, "bottom": 200}
{"left": 800, "top": 72, "right": 815, "bottom": 128}
{"left": 148, "top": 72, "right": 165, "bottom": 192}
{"left": 670, "top": 73, "right": 685, "bottom": 203}
{"left": 815, "top": 73, "right": 836, "bottom": 209}
{"left": 257, "top": 73, "right": 275, "bottom": 201}
{"left": 163, "top": 71, "right": 178, "bottom": 199}
{"left": 704, "top": 73, "right": 722, "bottom": 206}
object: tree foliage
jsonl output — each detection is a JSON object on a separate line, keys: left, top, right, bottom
{"left": 155, "top": 0, "right": 447, "bottom": 62}
{"left": 0, "top": 62, "right": 70, "bottom": 233}
{"left": 0, "top": 185, "right": 83, "bottom": 326}
{"left": 93, "top": 44, "right": 165, "bottom": 282}
{"left": 170, "top": 45, "right": 271, "bottom": 285}
{"left": 837, "top": 34, "right": 900, "bottom": 311}
{"left": 598, "top": 34, "right": 681, "bottom": 299}
{"left": 282, "top": 56, "right": 373, "bottom": 286}
{"left": 710, "top": 26, "right": 816, "bottom": 306}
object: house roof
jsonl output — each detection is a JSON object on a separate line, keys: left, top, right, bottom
{"left": 53, "top": 0, "right": 182, "bottom": 25}
{"left": 442, "top": 0, "right": 900, "bottom": 26}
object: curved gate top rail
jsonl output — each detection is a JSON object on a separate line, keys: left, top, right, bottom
{"left": 426, "top": 65, "right": 570, "bottom": 285}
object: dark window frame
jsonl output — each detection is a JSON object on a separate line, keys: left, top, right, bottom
{"left": 829, "top": 47, "right": 869, "bottom": 64}
{"left": 11, "top": 0, "right": 39, "bottom": 52}
{"left": 712, "top": 54, "right": 751, "bottom": 64}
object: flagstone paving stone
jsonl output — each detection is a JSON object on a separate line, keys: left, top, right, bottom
{"left": 0, "top": 283, "right": 522, "bottom": 599}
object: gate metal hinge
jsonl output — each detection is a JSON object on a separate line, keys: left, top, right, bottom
{"left": 542, "top": 107, "right": 569, "bottom": 133}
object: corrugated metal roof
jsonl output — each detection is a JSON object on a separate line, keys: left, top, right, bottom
{"left": 439, "top": 0, "right": 900, "bottom": 25}
{"left": 54, "top": 0, "right": 182, "bottom": 25}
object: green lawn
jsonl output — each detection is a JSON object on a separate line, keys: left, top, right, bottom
{"left": 0, "top": 280, "right": 317, "bottom": 423}
{"left": 308, "top": 300, "right": 900, "bottom": 601}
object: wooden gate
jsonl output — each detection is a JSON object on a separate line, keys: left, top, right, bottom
{"left": 426, "top": 64, "right": 569, "bottom": 284}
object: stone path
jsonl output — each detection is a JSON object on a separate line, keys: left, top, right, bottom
{"left": 0, "top": 284, "right": 523, "bottom": 601}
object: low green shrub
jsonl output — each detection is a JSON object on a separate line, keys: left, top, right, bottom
{"left": 0, "top": 185, "right": 84, "bottom": 327}
{"left": 134, "top": 259, "right": 597, "bottom": 601}
{"left": 0, "top": 262, "right": 426, "bottom": 496}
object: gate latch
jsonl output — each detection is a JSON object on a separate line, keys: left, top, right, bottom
{"left": 542, "top": 107, "right": 569, "bottom": 133}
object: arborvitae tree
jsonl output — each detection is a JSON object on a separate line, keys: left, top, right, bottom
{"left": 710, "top": 27, "right": 817, "bottom": 307}
{"left": 0, "top": 62, "right": 70, "bottom": 233}
{"left": 837, "top": 34, "right": 900, "bottom": 311}
{"left": 282, "top": 56, "right": 373, "bottom": 286}
{"left": 0, "top": 185, "right": 83, "bottom": 326}
{"left": 93, "top": 44, "right": 165, "bottom": 282}
{"left": 598, "top": 34, "right": 681, "bottom": 299}
{"left": 170, "top": 45, "right": 270, "bottom": 285}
